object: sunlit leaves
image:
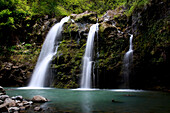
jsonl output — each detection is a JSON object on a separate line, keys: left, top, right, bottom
{"left": 0, "top": 9, "right": 12, "bottom": 18}
{"left": 0, "top": 0, "right": 32, "bottom": 29}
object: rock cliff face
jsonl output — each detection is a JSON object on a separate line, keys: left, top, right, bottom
{"left": 51, "top": 9, "right": 132, "bottom": 88}
{"left": 0, "top": 16, "right": 59, "bottom": 87}
{"left": 130, "top": 0, "right": 170, "bottom": 90}
{"left": 51, "top": 0, "right": 170, "bottom": 90}
{"left": 0, "top": 0, "right": 169, "bottom": 90}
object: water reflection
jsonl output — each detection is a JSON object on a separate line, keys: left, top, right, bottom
{"left": 80, "top": 91, "right": 92, "bottom": 113}
{"left": 6, "top": 88, "right": 170, "bottom": 113}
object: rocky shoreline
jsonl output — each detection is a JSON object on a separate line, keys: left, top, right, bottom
{"left": 0, "top": 86, "right": 48, "bottom": 113}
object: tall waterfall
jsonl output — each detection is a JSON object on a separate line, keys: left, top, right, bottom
{"left": 122, "top": 34, "right": 133, "bottom": 88}
{"left": 96, "top": 18, "right": 99, "bottom": 88}
{"left": 80, "top": 23, "right": 99, "bottom": 88}
{"left": 28, "top": 16, "right": 70, "bottom": 88}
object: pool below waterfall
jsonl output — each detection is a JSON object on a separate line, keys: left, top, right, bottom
{"left": 6, "top": 88, "right": 170, "bottom": 113}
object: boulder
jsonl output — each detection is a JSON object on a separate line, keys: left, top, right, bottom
{"left": 0, "top": 93, "right": 4, "bottom": 95}
{"left": 0, "top": 103, "right": 8, "bottom": 112}
{"left": 4, "top": 98, "right": 16, "bottom": 107}
{"left": 0, "top": 100, "right": 3, "bottom": 104}
{"left": 24, "top": 105, "right": 30, "bottom": 109}
{"left": 22, "top": 100, "right": 33, "bottom": 105}
{"left": 11, "top": 96, "right": 23, "bottom": 101}
{"left": 15, "top": 100, "right": 21, "bottom": 104}
{"left": 27, "top": 101, "right": 33, "bottom": 105}
{"left": 31, "top": 95, "right": 48, "bottom": 103}
{"left": 20, "top": 106, "right": 26, "bottom": 110}
{"left": 8, "top": 107, "right": 20, "bottom": 112}
{"left": 0, "top": 95, "right": 9, "bottom": 101}
{"left": 17, "top": 102, "right": 23, "bottom": 107}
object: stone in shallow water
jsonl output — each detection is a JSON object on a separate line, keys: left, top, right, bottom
{"left": 8, "top": 107, "right": 20, "bottom": 112}
{"left": 28, "top": 101, "right": 33, "bottom": 105}
{"left": 34, "top": 106, "right": 42, "bottom": 111}
{"left": 24, "top": 105, "right": 30, "bottom": 109}
{"left": 22, "top": 100, "right": 33, "bottom": 105}
{"left": 20, "top": 106, "right": 26, "bottom": 110}
{"left": 32, "top": 95, "right": 48, "bottom": 102}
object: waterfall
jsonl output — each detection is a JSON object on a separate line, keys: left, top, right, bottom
{"left": 96, "top": 18, "right": 99, "bottom": 88}
{"left": 122, "top": 34, "right": 133, "bottom": 88}
{"left": 28, "top": 16, "right": 70, "bottom": 88}
{"left": 80, "top": 23, "right": 99, "bottom": 89}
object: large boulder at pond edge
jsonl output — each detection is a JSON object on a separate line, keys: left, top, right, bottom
{"left": 31, "top": 95, "right": 48, "bottom": 103}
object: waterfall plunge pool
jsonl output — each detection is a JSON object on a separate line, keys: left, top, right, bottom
{"left": 5, "top": 88, "right": 170, "bottom": 113}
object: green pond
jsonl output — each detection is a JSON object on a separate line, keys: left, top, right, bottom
{"left": 5, "top": 88, "right": 170, "bottom": 113}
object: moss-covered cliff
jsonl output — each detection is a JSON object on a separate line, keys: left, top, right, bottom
{"left": 0, "top": 0, "right": 169, "bottom": 91}
{"left": 130, "top": 0, "right": 170, "bottom": 90}
{"left": 51, "top": 0, "right": 170, "bottom": 90}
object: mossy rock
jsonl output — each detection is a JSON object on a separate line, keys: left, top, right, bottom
{"left": 63, "top": 22, "right": 79, "bottom": 39}
{"left": 51, "top": 39, "right": 85, "bottom": 88}
{"left": 74, "top": 11, "right": 97, "bottom": 23}
{"left": 99, "top": 22, "right": 117, "bottom": 34}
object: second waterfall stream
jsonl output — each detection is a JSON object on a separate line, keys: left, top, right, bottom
{"left": 122, "top": 34, "right": 133, "bottom": 88}
{"left": 80, "top": 23, "right": 99, "bottom": 89}
{"left": 28, "top": 16, "right": 70, "bottom": 88}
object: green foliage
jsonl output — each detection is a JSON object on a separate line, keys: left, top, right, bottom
{"left": 126, "top": 0, "right": 149, "bottom": 16}
{"left": 0, "top": 0, "right": 150, "bottom": 35}
{"left": 0, "top": 0, "right": 32, "bottom": 28}
{"left": 29, "top": 0, "right": 128, "bottom": 16}
{"left": 7, "top": 43, "right": 40, "bottom": 55}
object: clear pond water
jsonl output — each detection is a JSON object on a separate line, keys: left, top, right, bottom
{"left": 5, "top": 88, "right": 170, "bottom": 113}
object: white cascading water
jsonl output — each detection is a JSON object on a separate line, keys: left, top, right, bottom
{"left": 28, "top": 16, "right": 70, "bottom": 88}
{"left": 80, "top": 23, "right": 99, "bottom": 89}
{"left": 122, "top": 34, "right": 133, "bottom": 88}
